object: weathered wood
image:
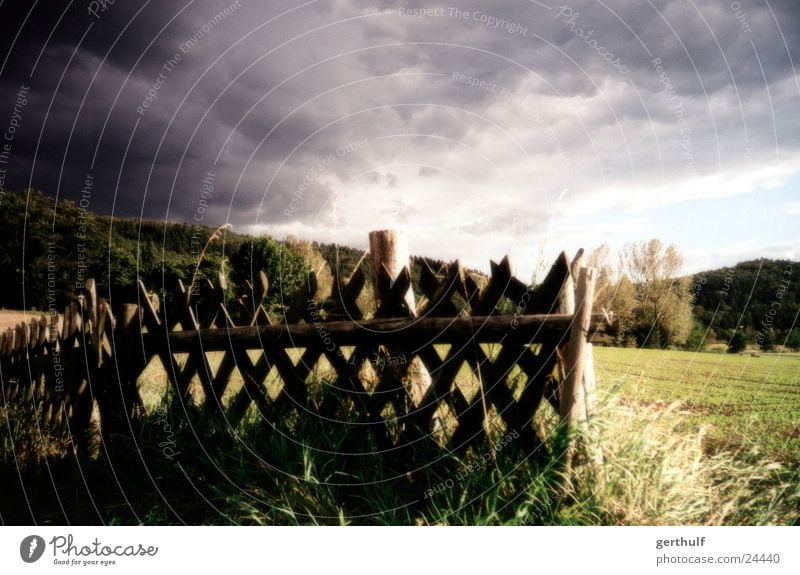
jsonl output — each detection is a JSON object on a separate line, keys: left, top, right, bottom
{"left": 147, "top": 313, "right": 613, "bottom": 352}
{"left": 560, "top": 266, "right": 595, "bottom": 426}
{"left": 137, "top": 279, "right": 184, "bottom": 401}
{"left": 29, "top": 318, "right": 39, "bottom": 349}
{"left": 172, "top": 279, "right": 218, "bottom": 405}
{"left": 137, "top": 280, "right": 161, "bottom": 331}
{"left": 416, "top": 260, "right": 463, "bottom": 317}
{"left": 15, "top": 324, "right": 24, "bottom": 353}
{"left": 472, "top": 256, "right": 513, "bottom": 315}
{"left": 566, "top": 254, "right": 589, "bottom": 426}
{"left": 118, "top": 303, "right": 147, "bottom": 418}
{"left": 570, "top": 249, "right": 585, "bottom": 281}
{"left": 515, "top": 348, "right": 558, "bottom": 451}
{"left": 583, "top": 343, "right": 597, "bottom": 419}
{"left": 558, "top": 265, "right": 596, "bottom": 485}
{"left": 374, "top": 265, "right": 413, "bottom": 318}
{"left": 326, "top": 266, "right": 365, "bottom": 321}
{"left": 217, "top": 301, "right": 277, "bottom": 425}
{"left": 558, "top": 260, "right": 575, "bottom": 315}
{"left": 369, "top": 229, "right": 431, "bottom": 404}
{"left": 534, "top": 251, "right": 571, "bottom": 315}
{"left": 369, "top": 229, "right": 416, "bottom": 314}
{"left": 37, "top": 315, "right": 48, "bottom": 346}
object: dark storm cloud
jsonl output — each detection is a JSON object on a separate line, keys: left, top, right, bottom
{"left": 0, "top": 0, "right": 798, "bottom": 272}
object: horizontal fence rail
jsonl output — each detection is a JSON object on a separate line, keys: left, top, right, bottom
{"left": 149, "top": 313, "right": 615, "bottom": 351}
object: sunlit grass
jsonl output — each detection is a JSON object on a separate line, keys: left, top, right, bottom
{"left": 2, "top": 347, "right": 798, "bottom": 525}
{"left": 594, "top": 347, "right": 800, "bottom": 463}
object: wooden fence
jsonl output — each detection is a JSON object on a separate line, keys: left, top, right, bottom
{"left": 0, "top": 231, "right": 614, "bottom": 466}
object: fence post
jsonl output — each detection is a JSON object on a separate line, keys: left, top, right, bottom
{"left": 368, "top": 229, "right": 417, "bottom": 314}
{"left": 560, "top": 265, "right": 596, "bottom": 479}
{"left": 368, "top": 229, "right": 432, "bottom": 403}
{"left": 116, "top": 304, "right": 147, "bottom": 422}
{"left": 71, "top": 281, "right": 101, "bottom": 459}
{"left": 569, "top": 250, "right": 603, "bottom": 467}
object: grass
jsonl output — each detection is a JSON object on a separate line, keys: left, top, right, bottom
{"left": 594, "top": 347, "right": 800, "bottom": 463}
{"left": 1, "top": 346, "right": 798, "bottom": 525}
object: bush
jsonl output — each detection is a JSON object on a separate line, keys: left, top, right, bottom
{"left": 684, "top": 319, "right": 708, "bottom": 351}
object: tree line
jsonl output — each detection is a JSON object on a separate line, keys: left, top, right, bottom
{"left": 588, "top": 240, "right": 799, "bottom": 351}
{"left": 0, "top": 189, "right": 309, "bottom": 315}
{"left": 1, "top": 189, "right": 797, "bottom": 351}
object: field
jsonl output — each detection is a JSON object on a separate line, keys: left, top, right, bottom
{"left": 0, "top": 310, "right": 37, "bottom": 330}
{"left": 593, "top": 347, "right": 800, "bottom": 464}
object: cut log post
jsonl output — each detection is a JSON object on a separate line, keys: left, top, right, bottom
{"left": 561, "top": 254, "right": 595, "bottom": 425}
{"left": 570, "top": 250, "right": 598, "bottom": 421}
{"left": 582, "top": 342, "right": 604, "bottom": 471}
{"left": 560, "top": 265, "right": 596, "bottom": 479}
{"left": 368, "top": 229, "right": 431, "bottom": 404}
{"left": 571, "top": 250, "right": 602, "bottom": 467}
{"left": 583, "top": 343, "right": 597, "bottom": 419}
{"left": 555, "top": 257, "right": 576, "bottom": 413}
{"left": 368, "top": 229, "right": 417, "bottom": 315}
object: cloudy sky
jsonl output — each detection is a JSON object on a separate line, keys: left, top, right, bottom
{"left": 1, "top": 0, "right": 798, "bottom": 279}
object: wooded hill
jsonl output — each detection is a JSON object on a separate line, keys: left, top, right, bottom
{"left": 690, "top": 259, "right": 798, "bottom": 349}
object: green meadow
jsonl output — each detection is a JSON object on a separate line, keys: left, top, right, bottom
{"left": 594, "top": 347, "right": 800, "bottom": 464}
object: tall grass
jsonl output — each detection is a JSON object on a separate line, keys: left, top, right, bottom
{"left": 1, "top": 385, "right": 797, "bottom": 525}
{"left": 578, "top": 392, "right": 800, "bottom": 525}
{"left": 0, "top": 400, "right": 71, "bottom": 471}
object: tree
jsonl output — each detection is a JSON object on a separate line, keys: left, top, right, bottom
{"left": 286, "top": 236, "right": 334, "bottom": 300}
{"left": 728, "top": 331, "right": 748, "bottom": 353}
{"left": 787, "top": 328, "right": 800, "bottom": 351}
{"left": 611, "top": 275, "right": 638, "bottom": 346}
{"left": 588, "top": 244, "right": 637, "bottom": 345}
{"left": 619, "top": 239, "right": 692, "bottom": 348}
{"left": 758, "top": 328, "right": 776, "bottom": 351}
{"left": 588, "top": 244, "right": 614, "bottom": 311}
{"left": 0, "top": 189, "right": 105, "bottom": 309}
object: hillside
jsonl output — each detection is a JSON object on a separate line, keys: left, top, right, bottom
{"left": 691, "top": 259, "right": 798, "bottom": 347}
